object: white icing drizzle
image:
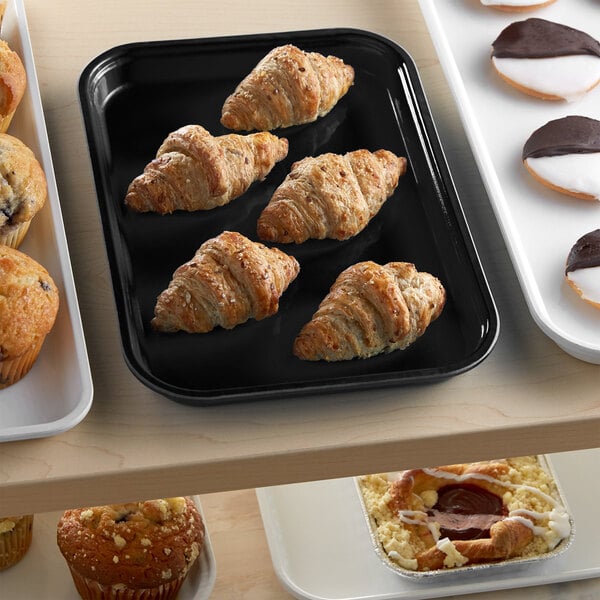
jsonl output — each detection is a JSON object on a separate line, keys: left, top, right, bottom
{"left": 397, "top": 509, "right": 441, "bottom": 541}
{"left": 493, "top": 55, "right": 600, "bottom": 102}
{"left": 394, "top": 465, "right": 571, "bottom": 549}
{"left": 526, "top": 154, "right": 600, "bottom": 200}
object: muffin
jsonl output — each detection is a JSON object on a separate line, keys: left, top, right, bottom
{"left": 0, "top": 133, "right": 47, "bottom": 248}
{"left": 57, "top": 497, "right": 205, "bottom": 600}
{"left": 0, "top": 514, "right": 34, "bottom": 570}
{"left": 0, "top": 38, "right": 26, "bottom": 133}
{"left": 0, "top": 245, "right": 59, "bottom": 389}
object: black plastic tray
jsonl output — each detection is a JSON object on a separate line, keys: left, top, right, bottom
{"left": 79, "top": 28, "right": 498, "bottom": 405}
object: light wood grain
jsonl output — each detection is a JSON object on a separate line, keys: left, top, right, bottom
{"left": 0, "top": 0, "right": 598, "bottom": 520}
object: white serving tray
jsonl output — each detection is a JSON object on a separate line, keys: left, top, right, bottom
{"left": 0, "top": 497, "right": 217, "bottom": 599}
{"left": 256, "top": 449, "right": 600, "bottom": 600}
{"left": 0, "top": 0, "right": 93, "bottom": 441}
{"left": 417, "top": 0, "right": 600, "bottom": 363}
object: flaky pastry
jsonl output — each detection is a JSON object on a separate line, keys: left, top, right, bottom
{"left": 257, "top": 149, "right": 406, "bottom": 243}
{"left": 152, "top": 231, "right": 299, "bottom": 333}
{"left": 293, "top": 261, "right": 445, "bottom": 361}
{"left": 221, "top": 44, "right": 354, "bottom": 131}
{"left": 125, "top": 125, "right": 288, "bottom": 214}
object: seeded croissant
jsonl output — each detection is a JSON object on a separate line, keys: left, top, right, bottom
{"left": 257, "top": 149, "right": 407, "bottom": 243}
{"left": 221, "top": 44, "right": 354, "bottom": 131}
{"left": 125, "top": 125, "right": 288, "bottom": 214}
{"left": 152, "top": 231, "right": 300, "bottom": 333}
{"left": 293, "top": 261, "right": 445, "bottom": 361}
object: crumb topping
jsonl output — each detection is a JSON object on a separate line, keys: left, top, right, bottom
{"left": 56, "top": 497, "right": 205, "bottom": 588}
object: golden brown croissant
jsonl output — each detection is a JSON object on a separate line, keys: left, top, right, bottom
{"left": 416, "top": 519, "right": 534, "bottom": 570}
{"left": 152, "top": 231, "right": 300, "bottom": 333}
{"left": 125, "top": 125, "right": 288, "bottom": 214}
{"left": 257, "top": 150, "right": 407, "bottom": 243}
{"left": 220, "top": 44, "right": 354, "bottom": 131}
{"left": 293, "top": 261, "right": 445, "bottom": 361}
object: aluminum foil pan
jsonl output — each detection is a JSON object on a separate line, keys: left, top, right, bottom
{"left": 355, "top": 455, "right": 574, "bottom": 579}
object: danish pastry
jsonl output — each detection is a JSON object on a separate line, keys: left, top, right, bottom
{"left": 565, "top": 229, "right": 600, "bottom": 309}
{"left": 221, "top": 44, "right": 354, "bottom": 131}
{"left": 522, "top": 115, "right": 600, "bottom": 200}
{"left": 491, "top": 18, "right": 600, "bottom": 102}
{"left": 293, "top": 261, "right": 445, "bottom": 361}
{"left": 152, "top": 231, "right": 299, "bottom": 333}
{"left": 257, "top": 149, "right": 406, "bottom": 243}
{"left": 125, "top": 125, "right": 288, "bottom": 214}
{"left": 358, "top": 456, "right": 572, "bottom": 572}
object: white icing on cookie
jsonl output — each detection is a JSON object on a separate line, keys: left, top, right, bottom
{"left": 493, "top": 55, "right": 600, "bottom": 101}
{"left": 525, "top": 153, "right": 600, "bottom": 199}
{"left": 566, "top": 265, "right": 600, "bottom": 305}
{"left": 482, "top": 0, "right": 551, "bottom": 5}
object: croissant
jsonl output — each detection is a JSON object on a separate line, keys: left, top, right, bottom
{"left": 293, "top": 261, "right": 445, "bottom": 361}
{"left": 152, "top": 231, "right": 300, "bottom": 333}
{"left": 125, "top": 125, "right": 288, "bottom": 214}
{"left": 416, "top": 520, "right": 534, "bottom": 570}
{"left": 220, "top": 44, "right": 354, "bottom": 131}
{"left": 257, "top": 150, "right": 407, "bottom": 244}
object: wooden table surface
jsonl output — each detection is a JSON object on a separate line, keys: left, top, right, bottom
{"left": 1, "top": 0, "right": 598, "bottom": 514}
{"left": 1, "top": 0, "right": 599, "bottom": 598}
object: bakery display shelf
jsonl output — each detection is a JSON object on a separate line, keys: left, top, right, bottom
{"left": 0, "top": 497, "right": 216, "bottom": 599}
{"left": 0, "top": 0, "right": 93, "bottom": 442}
{"left": 417, "top": 0, "right": 600, "bottom": 364}
{"left": 256, "top": 448, "right": 600, "bottom": 600}
{"left": 78, "top": 27, "right": 498, "bottom": 405}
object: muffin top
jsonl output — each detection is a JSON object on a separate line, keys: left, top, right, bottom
{"left": 0, "top": 40, "right": 26, "bottom": 120}
{"left": 0, "top": 133, "right": 47, "bottom": 232}
{"left": 0, "top": 245, "right": 59, "bottom": 361}
{"left": 0, "top": 515, "right": 30, "bottom": 534}
{"left": 56, "top": 497, "right": 205, "bottom": 589}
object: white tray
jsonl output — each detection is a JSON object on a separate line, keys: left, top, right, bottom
{"left": 0, "top": 496, "right": 217, "bottom": 599}
{"left": 256, "top": 449, "right": 600, "bottom": 600}
{"left": 417, "top": 0, "right": 600, "bottom": 363}
{"left": 0, "top": 0, "right": 93, "bottom": 441}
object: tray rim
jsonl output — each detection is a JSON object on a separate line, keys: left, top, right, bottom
{"left": 416, "top": 0, "right": 600, "bottom": 364}
{"left": 0, "top": 0, "right": 93, "bottom": 442}
{"left": 78, "top": 26, "right": 499, "bottom": 405}
{"left": 255, "top": 449, "right": 600, "bottom": 600}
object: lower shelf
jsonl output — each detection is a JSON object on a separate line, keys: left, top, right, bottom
{"left": 1, "top": 497, "right": 216, "bottom": 599}
{"left": 256, "top": 448, "right": 600, "bottom": 600}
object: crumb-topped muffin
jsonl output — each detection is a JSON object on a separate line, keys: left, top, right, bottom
{"left": 0, "top": 133, "right": 48, "bottom": 248}
{"left": 0, "top": 245, "right": 59, "bottom": 389}
{"left": 0, "top": 514, "right": 34, "bottom": 570}
{"left": 358, "top": 456, "right": 572, "bottom": 573}
{"left": 56, "top": 497, "right": 205, "bottom": 600}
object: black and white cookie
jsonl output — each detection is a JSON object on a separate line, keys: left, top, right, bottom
{"left": 492, "top": 19, "right": 600, "bottom": 101}
{"left": 565, "top": 229, "right": 600, "bottom": 309}
{"left": 522, "top": 116, "right": 600, "bottom": 201}
{"left": 481, "top": 0, "right": 556, "bottom": 11}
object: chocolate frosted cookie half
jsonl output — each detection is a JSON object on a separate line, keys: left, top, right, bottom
{"left": 491, "top": 18, "right": 600, "bottom": 101}
{"left": 522, "top": 115, "right": 600, "bottom": 200}
{"left": 565, "top": 229, "right": 600, "bottom": 309}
